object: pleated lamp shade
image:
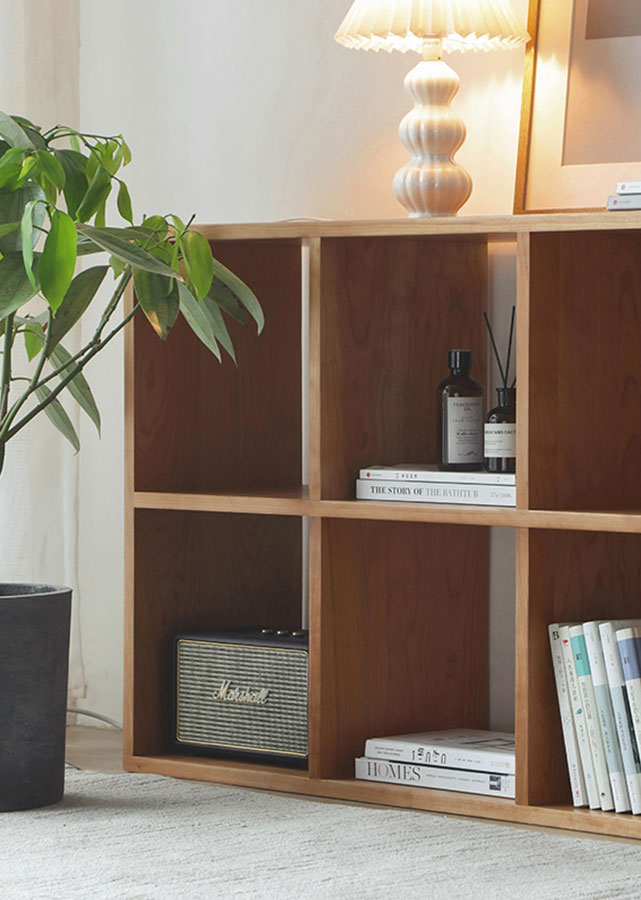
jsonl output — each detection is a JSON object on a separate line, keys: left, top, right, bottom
{"left": 334, "top": 0, "right": 530, "bottom": 54}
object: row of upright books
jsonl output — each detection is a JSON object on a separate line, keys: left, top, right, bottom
{"left": 354, "top": 729, "right": 515, "bottom": 798}
{"left": 549, "top": 621, "right": 641, "bottom": 813}
{"left": 356, "top": 464, "right": 516, "bottom": 507}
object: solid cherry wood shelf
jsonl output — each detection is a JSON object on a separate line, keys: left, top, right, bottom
{"left": 125, "top": 213, "right": 641, "bottom": 841}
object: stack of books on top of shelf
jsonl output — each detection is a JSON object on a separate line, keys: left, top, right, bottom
{"left": 549, "top": 620, "right": 641, "bottom": 814}
{"left": 356, "top": 464, "right": 516, "bottom": 507}
{"left": 607, "top": 182, "right": 641, "bottom": 211}
{"left": 354, "top": 729, "right": 515, "bottom": 798}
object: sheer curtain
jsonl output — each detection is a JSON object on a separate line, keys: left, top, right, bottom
{"left": 0, "top": 0, "right": 87, "bottom": 703}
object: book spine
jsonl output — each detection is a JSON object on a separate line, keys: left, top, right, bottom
{"left": 616, "top": 181, "right": 641, "bottom": 194}
{"left": 355, "top": 479, "right": 516, "bottom": 507}
{"left": 359, "top": 468, "right": 515, "bottom": 485}
{"left": 583, "top": 621, "right": 630, "bottom": 813}
{"left": 354, "top": 758, "right": 515, "bottom": 798}
{"left": 607, "top": 194, "right": 641, "bottom": 211}
{"left": 599, "top": 621, "right": 641, "bottom": 815}
{"left": 548, "top": 624, "right": 587, "bottom": 807}
{"left": 617, "top": 627, "right": 641, "bottom": 780}
{"left": 559, "top": 625, "right": 600, "bottom": 809}
{"left": 363, "top": 739, "right": 514, "bottom": 775}
{"left": 569, "top": 625, "right": 614, "bottom": 810}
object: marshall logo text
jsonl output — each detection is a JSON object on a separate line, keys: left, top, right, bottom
{"left": 212, "top": 680, "right": 270, "bottom": 705}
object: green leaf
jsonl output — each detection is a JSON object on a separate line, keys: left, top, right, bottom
{"left": 202, "top": 295, "right": 236, "bottom": 363}
{"left": 177, "top": 281, "right": 221, "bottom": 361}
{"left": 39, "top": 211, "right": 77, "bottom": 312}
{"left": 35, "top": 384, "right": 80, "bottom": 452}
{"left": 54, "top": 149, "right": 88, "bottom": 219}
{"left": 211, "top": 257, "right": 264, "bottom": 334}
{"left": 77, "top": 224, "right": 180, "bottom": 278}
{"left": 134, "top": 270, "right": 178, "bottom": 340}
{"left": 23, "top": 321, "right": 44, "bottom": 361}
{"left": 0, "top": 112, "right": 33, "bottom": 150}
{"left": 48, "top": 265, "right": 108, "bottom": 351}
{"left": 0, "top": 147, "right": 26, "bottom": 188}
{"left": 133, "top": 268, "right": 174, "bottom": 323}
{"left": 0, "top": 182, "right": 45, "bottom": 254}
{"left": 0, "top": 252, "right": 38, "bottom": 317}
{"left": 20, "top": 199, "right": 40, "bottom": 288}
{"left": 14, "top": 155, "right": 38, "bottom": 186}
{"left": 120, "top": 136, "right": 132, "bottom": 165}
{"left": 116, "top": 181, "right": 133, "bottom": 223}
{"left": 207, "top": 275, "right": 247, "bottom": 326}
{"left": 49, "top": 342, "right": 101, "bottom": 434}
{"left": 75, "top": 166, "right": 111, "bottom": 223}
{"left": 0, "top": 221, "right": 20, "bottom": 241}
{"left": 35, "top": 150, "right": 65, "bottom": 189}
{"left": 181, "top": 230, "right": 214, "bottom": 300}
{"left": 141, "top": 215, "right": 168, "bottom": 241}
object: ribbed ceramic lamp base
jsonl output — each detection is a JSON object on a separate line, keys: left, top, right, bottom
{"left": 393, "top": 57, "right": 472, "bottom": 218}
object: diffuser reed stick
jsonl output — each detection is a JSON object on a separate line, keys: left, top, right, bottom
{"left": 484, "top": 306, "right": 515, "bottom": 389}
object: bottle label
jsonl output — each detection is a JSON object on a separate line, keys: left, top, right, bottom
{"left": 445, "top": 397, "right": 483, "bottom": 464}
{"left": 484, "top": 423, "right": 516, "bottom": 458}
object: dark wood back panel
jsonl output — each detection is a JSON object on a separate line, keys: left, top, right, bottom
{"left": 311, "top": 518, "right": 489, "bottom": 779}
{"left": 135, "top": 239, "right": 302, "bottom": 493}
{"left": 529, "top": 231, "right": 641, "bottom": 510}
{"left": 133, "top": 510, "right": 302, "bottom": 756}
{"left": 316, "top": 236, "right": 488, "bottom": 500}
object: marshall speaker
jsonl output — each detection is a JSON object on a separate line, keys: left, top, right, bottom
{"left": 174, "top": 627, "right": 308, "bottom": 764}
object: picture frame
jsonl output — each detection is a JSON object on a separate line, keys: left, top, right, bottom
{"left": 514, "top": 0, "right": 641, "bottom": 213}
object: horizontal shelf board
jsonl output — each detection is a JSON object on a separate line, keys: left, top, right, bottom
{"left": 133, "top": 492, "right": 641, "bottom": 532}
{"left": 124, "top": 756, "right": 641, "bottom": 839}
{"left": 196, "top": 212, "right": 641, "bottom": 243}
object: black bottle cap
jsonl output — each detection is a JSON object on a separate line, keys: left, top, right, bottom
{"left": 496, "top": 387, "right": 516, "bottom": 406}
{"left": 449, "top": 349, "right": 472, "bottom": 371}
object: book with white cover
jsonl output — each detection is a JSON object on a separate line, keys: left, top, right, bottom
{"left": 617, "top": 626, "right": 641, "bottom": 775}
{"left": 363, "top": 729, "right": 515, "bottom": 774}
{"left": 583, "top": 621, "right": 630, "bottom": 813}
{"left": 559, "top": 624, "right": 600, "bottom": 809}
{"left": 598, "top": 620, "right": 641, "bottom": 815}
{"left": 359, "top": 464, "right": 515, "bottom": 486}
{"left": 616, "top": 181, "right": 641, "bottom": 194}
{"left": 607, "top": 194, "right": 641, "bottom": 210}
{"left": 356, "top": 479, "right": 516, "bottom": 507}
{"left": 548, "top": 625, "right": 587, "bottom": 807}
{"left": 569, "top": 625, "right": 614, "bottom": 810}
{"left": 354, "top": 757, "right": 515, "bottom": 797}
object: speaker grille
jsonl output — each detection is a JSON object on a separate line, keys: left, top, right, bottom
{"left": 177, "top": 640, "right": 308, "bottom": 757}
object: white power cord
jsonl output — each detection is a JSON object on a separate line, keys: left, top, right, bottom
{"left": 67, "top": 707, "right": 123, "bottom": 731}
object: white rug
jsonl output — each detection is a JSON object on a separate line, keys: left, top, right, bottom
{"left": 1, "top": 768, "right": 641, "bottom": 900}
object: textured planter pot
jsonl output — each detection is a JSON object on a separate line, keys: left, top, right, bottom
{"left": 0, "top": 584, "right": 71, "bottom": 811}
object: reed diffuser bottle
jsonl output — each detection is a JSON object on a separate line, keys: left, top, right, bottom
{"left": 483, "top": 306, "right": 516, "bottom": 474}
{"left": 485, "top": 387, "right": 516, "bottom": 473}
{"left": 437, "top": 349, "right": 483, "bottom": 471}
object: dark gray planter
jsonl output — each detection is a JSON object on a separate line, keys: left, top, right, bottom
{"left": 0, "top": 584, "right": 71, "bottom": 811}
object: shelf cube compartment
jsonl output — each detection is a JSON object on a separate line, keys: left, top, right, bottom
{"left": 133, "top": 238, "right": 302, "bottom": 495}
{"left": 313, "top": 235, "right": 489, "bottom": 501}
{"left": 128, "top": 509, "right": 303, "bottom": 759}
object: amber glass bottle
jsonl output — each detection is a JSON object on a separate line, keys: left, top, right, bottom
{"left": 484, "top": 387, "right": 516, "bottom": 474}
{"left": 437, "top": 350, "right": 483, "bottom": 471}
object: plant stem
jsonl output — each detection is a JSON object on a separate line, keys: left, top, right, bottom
{"left": 3, "top": 302, "right": 140, "bottom": 442}
{"left": 0, "top": 313, "right": 15, "bottom": 419}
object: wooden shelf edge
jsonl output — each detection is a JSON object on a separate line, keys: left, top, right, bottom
{"left": 123, "top": 754, "right": 641, "bottom": 840}
{"left": 133, "top": 492, "right": 641, "bottom": 532}
{"left": 194, "top": 211, "right": 641, "bottom": 242}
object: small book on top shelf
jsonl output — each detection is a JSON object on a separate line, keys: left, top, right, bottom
{"left": 359, "top": 464, "right": 515, "bottom": 485}
{"left": 356, "top": 463, "right": 516, "bottom": 507}
{"left": 355, "top": 728, "right": 515, "bottom": 798}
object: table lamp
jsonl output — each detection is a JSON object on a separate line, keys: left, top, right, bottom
{"left": 334, "top": 0, "right": 529, "bottom": 217}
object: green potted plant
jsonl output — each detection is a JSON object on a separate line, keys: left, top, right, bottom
{"left": 0, "top": 112, "right": 263, "bottom": 812}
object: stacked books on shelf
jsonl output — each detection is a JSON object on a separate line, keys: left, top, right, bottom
{"left": 356, "top": 464, "right": 515, "bottom": 507}
{"left": 549, "top": 621, "right": 641, "bottom": 814}
{"left": 354, "top": 729, "right": 516, "bottom": 798}
{"left": 607, "top": 182, "right": 641, "bottom": 211}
